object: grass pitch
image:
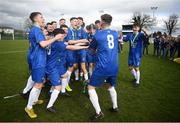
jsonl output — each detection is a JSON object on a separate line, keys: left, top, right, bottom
{"left": 0, "top": 40, "right": 180, "bottom": 122}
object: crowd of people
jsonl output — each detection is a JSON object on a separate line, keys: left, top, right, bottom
{"left": 117, "top": 31, "right": 180, "bottom": 61}
{"left": 22, "top": 12, "right": 120, "bottom": 121}
{"left": 153, "top": 32, "right": 180, "bottom": 60}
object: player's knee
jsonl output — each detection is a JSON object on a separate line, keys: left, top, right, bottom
{"left": 54, "top": 85, "right": 61, "bottom": 91}
{"left": 68, "top": 67, "right": 74, "bottom": 72}
{"left": 73, "top": 64, "right": 78, "bottom": 69}
{"left": 108, "top": 86, "right": 115, "bottom": 91}
{"left": 34, "top": 83, "right": 43, "bottom": 89}
{"left": 88, "top": 85, "right": 95, "bottom": 90}
{"left": 90, "top": 63, "right": 94, "bottom": 68}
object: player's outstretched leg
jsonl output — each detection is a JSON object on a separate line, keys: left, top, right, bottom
{"left": 108, "top": 86, "right": 119, "bottom": 112}
{"left": 25, "top": 83, "right": 43, "bottom": 118}
{"left": 134, "top": 67, "right": 140, "bottom": 87}
{"left": 66, "top": 70, "right": 72, "bottom": 92}
{"left": 20, "top": 75, "right": 34, "bottom": 99}
{"left": 74, "top": 64, "right": 79, "bottom": 81}
{"left": 81, "top": 63, "right": 89, "bottom": 93}
{"left": 47, "top": 86, "right": 61, "bottom": 113}
{"left": 129, "top": 66, "right": 137, "bottom": 82}
{"left": 60, "top": 78, "right": 70, "bottom": 97}
{"left": 88, "top": 85, "right": 104, "bottom": 121}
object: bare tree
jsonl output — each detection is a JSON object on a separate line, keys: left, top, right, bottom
{"left": 132, "top": 12, "right": 154, "bottom": 31}
{"left": 164, "top": 14, "right": 179, "bottom": 35}
{"left": 23, "top": 18, "right": 33, "bottom": 32}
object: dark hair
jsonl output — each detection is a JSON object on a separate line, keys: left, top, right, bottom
{"left": 29, "top": 12, "right": 42, "bottom": 22}
{"left": 86, "top": 24, "right": 96, "bottom": 31}
{"left": 101, "top": 14, "right": 112, "bottom": 24}
{"left": 82, "top": 22, "right": 85, "bottom": 28}
{"left": 53, "top": 28, "right": 65, "bottom": 36}
{"left": 60, "top": 24, "right": 68, "bottom": 29}
{"left": 133, "top": 23, "right": 140, "bottom": 27}
{"left": 77, "top": 17, "right": 83, "bottom": 21}
{"left": 59, "top": 18, "right": 65, "bottom": 21}
{"left": 46, "top": 22, "right": 52, "bottom": 26}
{"left": 86, "top": 25, "right": 91, "bottom": 31}
{"left": 70, "top": 17, "right": 78, "bottom": 21}
{"left": 95, "top": 20, "right": 100, "bottom": 24}
{"left": 51, "top": 21, "right": 57, "bottom": 24}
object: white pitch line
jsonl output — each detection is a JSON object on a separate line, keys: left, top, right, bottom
{"left": 0, "top": 50, "right": 26, "bottom": 55}
{"left": 3, "top": 94, "right": 20, "bottom": 99}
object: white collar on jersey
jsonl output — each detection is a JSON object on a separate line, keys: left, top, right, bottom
{"left": 102, "top": 26, "right": 111, "bottom": 30}
{"left": 33, "top": 23, "right": 41, "bottom": 28}
{"left": 69, "top": 26, "right": 78, "bottom": 31}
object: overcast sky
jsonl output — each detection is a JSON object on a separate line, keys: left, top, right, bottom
{"left": 0, "top": 0, "right": 180, "bottom": 31}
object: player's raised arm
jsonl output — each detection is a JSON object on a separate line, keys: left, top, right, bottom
{"left": 66, "top": 45, "right": 89, "bottom": 50}
{"left": 39, "top": 34, "right": 64, "bottom": 48}
{"left": 67, "top": 39, "right": 89, "bottom": 45}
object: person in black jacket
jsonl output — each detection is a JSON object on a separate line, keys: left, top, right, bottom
{"left": 177, "top": 35, "right": 180, "bottom": 57}
{"left": 143, "top": 32, "right": 150, "bottom": 55}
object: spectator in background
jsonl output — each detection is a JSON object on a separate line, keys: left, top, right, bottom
{"left": 153, "top": 31, "right": 161, "bottom": 56}
{"left": 153, "top": 32, "right": 157, "bottom": 38}
{"left": 169, "top": 37, "right": 178, "bottom": 60}
{"left": 118, "top": 32, "right": 124, "bottom": 53}
{"left": 163, "top": 32, "right": 167, "bottom": 37}
{"left": 178, "top": 35, "right": 180, "bottom": 57}
{"left": 160, "top": 34, "right": 166, "bottom": 58}
{"left": 164, "top": 36, "right": 171, "bottom": 57}
{"left": 95, "top": 20, "right": 101, "bottom": 30}
{"left": 169, "top": 37, "right": 175, "bottom": 60}
{"left": 59, "top": 18, "right": 66, "bottom": 26}
{"left": 142, "top": 30, "right": 150, "bottom": 55}
{"left": 51, "top": 21, "right": 57, "bottom": 29}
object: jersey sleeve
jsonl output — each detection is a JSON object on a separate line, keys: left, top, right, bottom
{"left": 34, "top": 28, "right": 45, "bottom": 43}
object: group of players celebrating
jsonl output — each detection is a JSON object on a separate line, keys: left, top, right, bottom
{"left": 22, "top": 12, "right": 146, "bottom": 121}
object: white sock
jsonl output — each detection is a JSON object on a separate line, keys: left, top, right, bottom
{"left": 136, "top": 70, "right": 140, "bottom": 84}
{"left": 131, "top": 69, "right": 137, "bottom": 79}
{"left": 34, "top": 88, "right": 41, "bottom": 103}
{"left": 26, "top": 87, "right": 40, "bottom": 109}
{"left": 67, "top": 71, "right": 72, "bottom": 83}
{"left": 88, "top": 89, "right": 101, "bottom": 114}
{"left": 61, "top": 78, "right": 68, "bottom": 93}
{"left": 108, "top": 87, "right": 118, "bottom": 109}
{"left": 75, "top": 69, "right": 79, "bottom": 80}
{"left": 47, "top": 89, "right": 60, "bottom": 108}
{"left": 84, "top": 73, "right": 88, "bottom": 81}
{"left": 89, "top": 67, "right": 93, "bottom": 77}
{"left": 23, "top": 75, "right": 34, "bottom": 94}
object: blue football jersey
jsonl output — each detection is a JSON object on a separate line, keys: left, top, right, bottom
{"left": 123, "top": 32, "right": 145, "bottom": 56}
{"left": 66, "top": 27, "right": 87, "bottom": 41}
{"left": 46, "top": 41, "right": 67, "bottom": 72}
{"left": 28, "top": 26, "right": 46, "bottom": 69}
{"left": 90, "top": 29, "right": 119, "bottom": 76}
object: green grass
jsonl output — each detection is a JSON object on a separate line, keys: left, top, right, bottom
{"left": 0, "top": 40, "right": 180, "bottom": 122}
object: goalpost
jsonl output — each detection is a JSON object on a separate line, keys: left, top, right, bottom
{"left": 0, "top": 28, "right": 15, "bottom": 40}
